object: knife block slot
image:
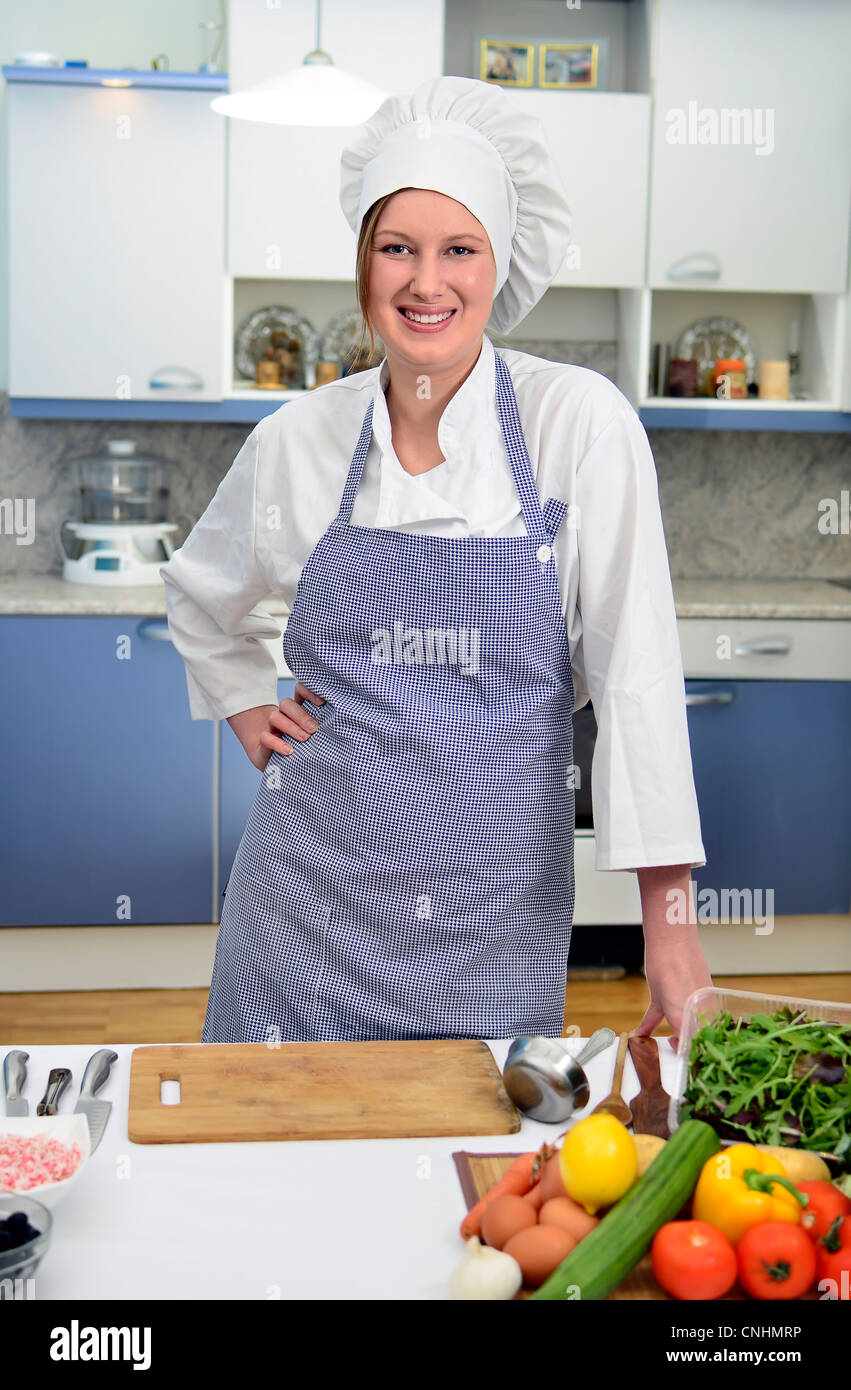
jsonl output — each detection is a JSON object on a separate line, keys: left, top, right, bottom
{"left": 159, "top": 1076, "right": 181, "bottom": 1106}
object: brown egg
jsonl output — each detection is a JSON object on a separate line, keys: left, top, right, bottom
{"left": 539, "top": 1151, "right": 568, "bottom": 1202}
{"left": 539, "top": 1196, "right": 599, "bottom": 1243}
{"left": 503, "top": 1225, "right": 577, "bottom": 1287}
{"left": 480, "top": 1194, "right": 538, "bottom": 1250}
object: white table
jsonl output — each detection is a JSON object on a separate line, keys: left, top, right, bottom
{"left": 5, "top": 1038, "right": 681, "bottom": 1300}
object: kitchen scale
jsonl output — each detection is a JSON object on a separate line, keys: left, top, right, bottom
{"left": 59, "top": 520, "right": 178, "bottom": 585}
{"left": 58, "top": 438, "right": 178, "bottom": 585}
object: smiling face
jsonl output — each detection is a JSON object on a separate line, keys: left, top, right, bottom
{"left": 365, "top": 188, "right": 497, "bottom": 377}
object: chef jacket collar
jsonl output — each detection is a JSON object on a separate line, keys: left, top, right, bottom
{"left": 370, "top": 331, "right": 497, "bottom": 471}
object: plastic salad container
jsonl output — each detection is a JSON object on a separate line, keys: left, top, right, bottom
{"left": 668, "top": 985, "right": 851, "bottom": 1152}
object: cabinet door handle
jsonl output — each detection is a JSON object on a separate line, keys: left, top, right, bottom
{"left": 733, "top": 638, "right": 791, "bottom": 656}
{"left": 665, "top": 251, "right": 721, "bottom": 282}
{"left": 137, "top": 619, "right": 172, "bottom": 642}
{"left": 148, "top": 366, "right": 205, "bottom": 391}
{"left": 685, "top": 690, "right": 736, "bottom": 706}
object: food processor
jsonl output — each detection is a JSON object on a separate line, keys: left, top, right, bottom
{"left": 58, "top": 439, "right": 178, "bottom": 585}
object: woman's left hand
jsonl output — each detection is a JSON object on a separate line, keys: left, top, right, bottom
{"left": 631, "top": 863, "right": 714, "bottom": 1047}
{"left": 633, "top": 933, "right": 714, "bottom": 1048}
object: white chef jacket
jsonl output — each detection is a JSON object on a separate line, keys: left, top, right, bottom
{"left": 160, "top": 333, "right": 706, "bottom": 873}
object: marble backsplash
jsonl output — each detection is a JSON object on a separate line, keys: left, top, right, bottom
{"left": 1, "top": 339, "right": 849, "bottom": 581}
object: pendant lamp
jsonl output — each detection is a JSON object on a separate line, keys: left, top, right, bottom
{"left": 210, "top": 0, "right": 388, "bottom": 126}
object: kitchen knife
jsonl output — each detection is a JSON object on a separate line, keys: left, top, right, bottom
{"left": 36, "top": 1066, "right": 72, "bottom": 1116}
{"left": 627, "top": 1035, "right": 672, "bottom": 1138}
{"left": 3, "top": 1049, "right": 29, "bottom": 1116}
{"left": 73, "top": 1049, "right": 118, "bottom": 1153}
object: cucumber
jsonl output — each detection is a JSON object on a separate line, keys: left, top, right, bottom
{"left": 528, "top": 1119, "right": 720, "bottom": 1301}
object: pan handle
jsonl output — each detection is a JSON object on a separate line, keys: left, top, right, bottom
{"left": 571, "top": 1026, "right": 617, "bottom": 1066}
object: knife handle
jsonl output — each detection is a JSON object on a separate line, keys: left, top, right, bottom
{"left": 36, "top": 1066, "right": 72, "bottom": 1116}
{"left": 79, "top": 1049, "right": 118, "bottom": 1099}
{"left": 3, "top": 1050, "right": 28, "bottom": 1103}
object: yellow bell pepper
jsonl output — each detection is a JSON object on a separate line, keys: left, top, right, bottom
{"left": 692, "top": 1144, "right": 809, "bottom": 1246}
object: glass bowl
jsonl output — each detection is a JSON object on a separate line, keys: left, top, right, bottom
{"left": 0, "top": 1193, "right": 53, "bottom": 1294}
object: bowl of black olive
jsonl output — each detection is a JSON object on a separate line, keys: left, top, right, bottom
{"left": 0, "top": 1194, "right": 53, "bottom": 1295}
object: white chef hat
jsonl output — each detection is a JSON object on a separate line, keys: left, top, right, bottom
{"left": 339, "top": 76, "right": 572, "bottom": 334}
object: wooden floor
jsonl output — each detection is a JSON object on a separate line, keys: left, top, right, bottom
{"left": 1, "top": 972, "right": 849, "bottom": 1043}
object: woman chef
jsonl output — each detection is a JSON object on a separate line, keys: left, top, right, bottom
{"left": 161, "top": 76, "right": 712, "bottom": 1047}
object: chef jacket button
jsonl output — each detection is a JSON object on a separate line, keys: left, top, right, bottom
{"left": 536, "top": 544, "right": 552, "bottom": 563}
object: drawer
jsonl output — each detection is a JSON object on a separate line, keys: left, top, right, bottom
{"left": 677, "top": 618, "right": 851, "bottom": 680}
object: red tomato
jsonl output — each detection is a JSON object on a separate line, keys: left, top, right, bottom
{"left": 815, "top": 1213, "right": 851, "bottom": 1299}
{"left": 651, "top": 1220, "right": 738, "bottom": 1301}
{"left": 797, "top": 1182, "right": 851, "bottom": 1241}
{"left": 737, "top": 1222, "right": 817, "bottom": 1300}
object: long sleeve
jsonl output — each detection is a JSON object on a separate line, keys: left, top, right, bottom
{"left": 573, "top": 402, "right": 706, "bottom": 872}
{"left": 160, "top": 423, "right": 284, "bottom": 721}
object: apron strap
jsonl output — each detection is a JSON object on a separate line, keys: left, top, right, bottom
{"left": 493, "top": 351, "right": 549, "bottom": 543}
{"left": 334, "top": 397, "right": 375, "bottom": 526}
{"left": 543, "top": 496, "right": 570, "bottom": 541}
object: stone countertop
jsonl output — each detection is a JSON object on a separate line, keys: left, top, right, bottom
{"left": 670, "top": 577, "right": 851, "bottom": 620}
{"left": 0, "top": 574, "right": 292, "bottom": 617}
{"left": 0, "top": 573, "right": 850, "bottom": 619}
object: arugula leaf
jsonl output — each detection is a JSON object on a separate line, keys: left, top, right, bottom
{"left": 682, "top": 1008, "right": 851, "bottom": 1157}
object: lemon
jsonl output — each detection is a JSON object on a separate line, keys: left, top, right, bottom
{"left": 558, "top": 1114, "right": 638, "bottom": 1214}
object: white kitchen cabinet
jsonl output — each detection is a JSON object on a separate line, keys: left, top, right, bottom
{"left": 8, "top": 81, "right": 225, "bottom": 400}
{"left": 226, "top": 0, "right": 444, "bottom": 282}
{"left": 510, "top": 91, "right": 650, "bottom": 289}
{"left": 648, "top": 0, "right": 851, "bottom": 294}
{"left": 840, "top": 237, "right": 851, "bottom": 411}
{"left": 228, "top": 123, "right": 360, "bottom": 282}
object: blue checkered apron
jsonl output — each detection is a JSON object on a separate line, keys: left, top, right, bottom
{"left": 203, "top": 350, "right": 576, "bottom": 1042}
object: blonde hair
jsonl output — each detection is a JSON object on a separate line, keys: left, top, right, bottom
{"left": 352, "top": 190, "right": 409, "bottom": 371}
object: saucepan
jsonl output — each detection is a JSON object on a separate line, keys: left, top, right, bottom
{"left": 502, "top": 1027, "right": 616, "bottom": 1123}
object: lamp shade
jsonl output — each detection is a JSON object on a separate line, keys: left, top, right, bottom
{"left": 210, "top": 61, "right": 390, "bottom": 127}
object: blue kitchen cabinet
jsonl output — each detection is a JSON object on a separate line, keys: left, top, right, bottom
{"left": 218, "top": 678, "right": 295, "bottom": 920}
{"left": 685, "top": 680, "right": 851, "bottom": 915}
{"left": 0, "top": 617, "right": 214, "bottom": 925}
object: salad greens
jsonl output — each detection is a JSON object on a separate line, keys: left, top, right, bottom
{"left": 679, "top": 1006, "right": 851, "bottom": 1158}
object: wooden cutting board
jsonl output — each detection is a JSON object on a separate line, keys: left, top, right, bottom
{"left": 128, "top": 1040, "right": 521, "bottom": 1143}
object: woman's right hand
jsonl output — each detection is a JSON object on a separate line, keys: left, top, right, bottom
{"left": 227, "top": 684, "right": 324, "bottom": 770}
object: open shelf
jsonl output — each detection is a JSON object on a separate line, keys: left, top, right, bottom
{"left": 638, "top": 401, "right": 851, "bottom": 432}
{"left": 1, "top": 64, "right": 227, "bottom": 91}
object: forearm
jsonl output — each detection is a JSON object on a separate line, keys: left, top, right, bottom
{"left": 635, "top": 863, "right": 697, "bottom": 944}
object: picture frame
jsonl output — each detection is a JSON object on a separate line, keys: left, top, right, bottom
{"left": 478, "top": 39, "right": 535, "bottom": 88}
{"left": 539, "top": 42, "right": 601, "bottom": 90}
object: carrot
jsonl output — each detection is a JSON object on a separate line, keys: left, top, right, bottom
{"left": 524, "top": 1180, "right": 546, "bottom": 1210}
{"left": 460, "top": 1143, "right": 555, "bottom": 1239}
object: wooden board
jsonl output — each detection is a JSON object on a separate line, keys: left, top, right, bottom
{"left": 453, "top": 1152, "right": 820, "bottom": 1301}
{"left": 128, "top": 1040, "right": 521, "bottom": 1143}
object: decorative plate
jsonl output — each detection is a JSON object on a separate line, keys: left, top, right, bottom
{"left": 675, "top": 316, "right": 758, "bottom": 394}
{"left": 321, "top": 309, "right": 384, "bottom": 376}
{"left": 321, "top": 309, "right": 383, "bottom": 375}
{"left": 234, "top": 307, "right": 320, "bottom": 389}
